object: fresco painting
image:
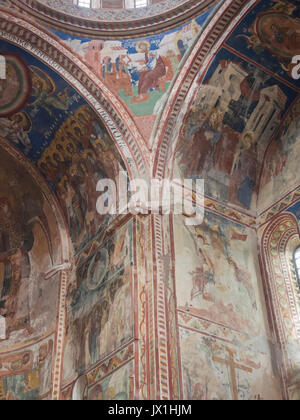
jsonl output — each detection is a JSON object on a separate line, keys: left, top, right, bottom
{"left": 174, "top": 212, "right": 282, "bottom": 400}
{"left": 37, "top": 104, "right": 126, "bottom": 252}
{"left": 259, "top": 99, "right": 300, "bottom": 211}
{"left": 59, "top": 10, "right": 213, "bottom": 119}
{"left": 0, "top": 41, "right": 127, "bottom": 253}
{"left": 225, "top": 0, "right": 300, "bottom": 86}
{"left": 0, "top": 0, "right": 300, "bottom": 401}
{"left": 0, "top": 149, "right": 60, "bottom": 345}
{"left": 87, "top": 361, "right": 133, "bottom": 400}
{"left": 0, "top": 337, "right": 54, "bottom": 400}
{"left": 180, "top": 328, "right": 281, "bottom": 400}
{"left": 0, "top": 53, "right": 31, "bottom": 118}
{"left": 62, "top": 221, "right": 134, "bottom": 383}
{"left": 0, "top": 42, "right": 85, "bottom": 162}
{"left": 0, "top": 149, "right": 60, "bottom": 400}
{"left": 175, "top": 48, "right": 298, "bottom": 212}
{"left": 174, "top": 213, "right": 267, "bottom": 336}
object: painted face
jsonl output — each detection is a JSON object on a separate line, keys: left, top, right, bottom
{"left": 67, "top": 144, "right": 75, "bottom": 155}
{"left": 209, "top": 112, "right": 219, "bottom": 127}
{"left": 74, "top": 128, "right": 82, "bottom": 138}
{"left": 22, "top": 353, "right": 30, "bottom": 366}
{"left": 39, "top": 344, "right": 48, "bottom": 362}
{"left": 53, "top": 153, "right": 61, "bottom": 163}
{"left": 12, "top": 114, "right": 22, "bottom": 125}
{"left": 33, "top": 79, "right": 42, "bottom": 90}
{"left": 56, "top": 144, "right": 63, "bottom": 152}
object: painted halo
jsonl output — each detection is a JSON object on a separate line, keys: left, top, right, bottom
{"left": 0, "top": 53, "right": 31, "bottom": 117}
{"left": 256, "top": 13, "right": 300, "bottom": 59}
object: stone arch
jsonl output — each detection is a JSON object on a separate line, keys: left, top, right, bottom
{"left": 0, "top": 137, "right": 72, "bottom": 400}
{"left": 261, "top": 211, "right": 300, "bottom": 399}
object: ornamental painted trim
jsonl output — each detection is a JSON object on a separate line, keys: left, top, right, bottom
{"left": 9, "top": 0, "right": 219, "bottom": 39}
{"left": 258, "top": 186, "right": 300, "bottom": 227}
{"left": 153, "top": 0, "right": 255, "bottom": 179}
{"left": 60, "top": 342, "right": 135, "bottom": 399}
{"left": 260, "top": 213, "right": 300, "bottom": 399}
{"left": 86, "top": 343, "right": 134, "bottom": 387}
{"left": 0, "top": 6, "right": 148, "bottom": 179}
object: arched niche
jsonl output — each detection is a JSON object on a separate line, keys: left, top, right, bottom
{"left": 261, "top": 212, "right": 300, "bottom": 400}
{"left": 0, "top": 140, "right": 71, "bottom": 400}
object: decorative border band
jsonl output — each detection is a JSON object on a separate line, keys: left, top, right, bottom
{"left": 10, "top": 0, "right": 218, "bottom": 39}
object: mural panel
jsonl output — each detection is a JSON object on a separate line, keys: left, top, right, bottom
{"left": 174, "top": 213, "right": 267, "bottom": 336}
{"left": 225, "top": 0, "right": 300, "bottom": 86}
{"left": 259, "top": 99, "right": 300, "bottom": 211}
{"left": 62, "top": 220, "right": 134, "bottom": 384}
{"left": 87, "top": 361, "right": 133, "bottom": 401}
{"left": 0, "top": 149, "right": 59, "bottom": 345}
{"left": 174, "top": 213, "right": 282, "bottom": 399}
{"left": 180, "top": 328, "right": 281, "bottom": 400}
{"left": 0, "top": 41, "right": 127, "bottom": 253}
{"left": 0, "top": 337, "right": 54, "bottom": 400}
{"left": 175, "top": 48, "right": 298, "bottom": 212}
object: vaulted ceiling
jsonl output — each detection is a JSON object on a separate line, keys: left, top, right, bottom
{"left": 0, "top": 0, "right": 299, "bottom": 227}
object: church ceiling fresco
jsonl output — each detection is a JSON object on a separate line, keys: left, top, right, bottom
{"left": 0, "top": 0, "right": 299, "bottom": 401}
{"left": 225, "top": 0, "right": 300, "bottom": 88}
{"left": 175, "top": 47, "right": 298, "bottom": 212}
{"left": 0, "top": 40, "right": 127, "bottom": 253}
{"left": 174, "top": 0, "right": 300, "bottom": 213}
{"left": 259, "top": 98, "right": 300, "bottom": 212}
{"left": 54, "top": 7, "right": 215, "bottom": 138}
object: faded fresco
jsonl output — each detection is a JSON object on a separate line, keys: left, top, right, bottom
{"left": 62, "top": 221, "right": 134, "bottom": 384}
{"left": 0, "top": 41, "right": 127, "bottom": 253}
{"left": 0, "top": 149, "right": 59, "bottom": 345}
{"left": 174, "top": 47, "right": 297, "bottom": 212}
{"left": 0, "top": 337, "right": 54, "bottom": 400}
{"left": 180, "top": 328, "right": 281, "bottom": 400}
{"left": 0, "top": 148, "right": 60, "bottom": 400}
{"left": 173, "top": 213, "right": 281, "bottom": 399}
{"left": 87, "top": 361, "right": 133, "bottom": 400}
{"left": 259, "top": 99, "right": 300, "bottom": 211}
{"left": 174, "top": 214, "right": 265, "bottom": 335}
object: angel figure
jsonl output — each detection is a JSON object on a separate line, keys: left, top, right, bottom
{"left": 0, "top": 112, "right": 32, "bottom": 152}
{"left": 29, "top": 66, "right": 70, "bottom": 116}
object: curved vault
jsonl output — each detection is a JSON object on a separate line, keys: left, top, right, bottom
{"left": 1, "top": 0, "right": 300, "bottom": 402}
{"left": 0, "top": 34, "right": 138, "bottom": 254}
{"left": 0, "top": 5, "right": 148, "bottom": 179}
{"left": 0, "top": 139, "right": 70, "bottom": 400}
